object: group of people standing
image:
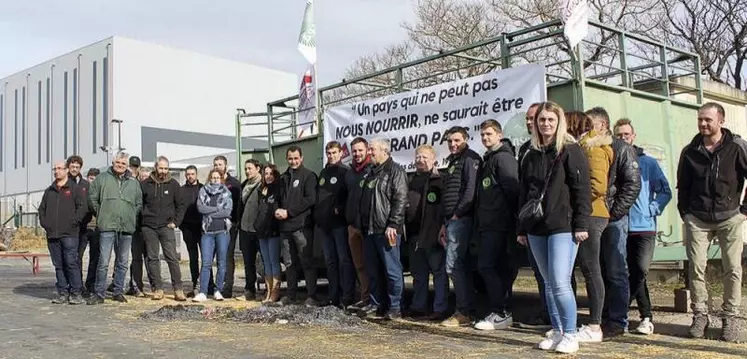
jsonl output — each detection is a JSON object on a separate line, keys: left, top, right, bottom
{"left": 36, "top": 99, "right": 744, "bottom": 354}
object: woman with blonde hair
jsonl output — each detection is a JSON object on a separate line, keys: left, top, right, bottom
{"left": 517, "top": 101, "right": 591, "bottom": 354}
{"left": 193, "top": 169, "right": 233, "bottom": 302}
{"left": 566, "top": 111, "right": 614, "bottom": 343}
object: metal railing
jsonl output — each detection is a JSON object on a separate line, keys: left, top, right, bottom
{"left": 253, "top": 19, "right": 702, "bottom": 156}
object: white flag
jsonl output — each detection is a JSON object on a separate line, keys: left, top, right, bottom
{"left": 298, "top": 0, "right": 316, "bottom": 64}
{"left": 297, "top": 64, "right": 317, "bottom": 138}
{"left": 559, "top": 0, "right": 589, "bottom": 48}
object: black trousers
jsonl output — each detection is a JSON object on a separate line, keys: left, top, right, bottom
{"left": 143, "top": 226, "right": 182, "bottom": 291}
{"left": 224, "top": 225, "right": 239, "bottom": 295}
{"left": 180, "top": 224, "right": 202, "bottom": 286}
{"left": 281, "top": 228, "right": 317, "bottom": 298}
{"left": 627, "top": 233, "right": 656, "bottom": 320}
{"left": 478, "top": 230, "right": 519, "bottom": 315}
{"left": 77, "top": 229, "right": 99, "bottom": 292}
{"left": 240, "top": 230, "right": 259, "bottom": 294}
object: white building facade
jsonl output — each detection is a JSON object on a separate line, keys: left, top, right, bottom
{"left": 0, "top": 37, "right": 296, "bottom": 221}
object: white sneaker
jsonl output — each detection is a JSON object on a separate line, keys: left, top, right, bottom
{"left": 192, "top": 293, "right": 208, "bottom": 302}
{"left": 575, "top": 325, "right": 603, "bottom": 343}
{"left": 555, "top": 334, "right": 579, "bottom": 354}
{"left": 474, "top": 312, "right": 513, "bottom": 330}
{"left": 214, "top": 291, "right": 224, "bottom": 301}
{"left": 538, "top": 330, "right": 563, "bottom": 350}
{"left": 633, "top": 318, "right": 654, "bottom": 335}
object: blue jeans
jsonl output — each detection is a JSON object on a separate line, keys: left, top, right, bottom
{"left": 319, "top": 225, "right": 355, "bottom": 305}
{"left": 95, "top": 232, "right": 132, "bottom": 297}
{"left": 528, "top": 232, "right": 579, "bottom": 334}
{"left": 409, "top": 236, "right": 448, "bottom": 314}
{"left": 364, "top": 233, "right": 404, "bottom": 312}
{"left": 259, "top": 236, "right": 282, "bottom": 277}
{"left": 48, "top": 236, "right": 83, "bottom": 295}
{"left": 200, "top": 231, "right": 230, "bottom": 294}
{"left": 601, "top": 216, "right": 630, "bottom": 329}
{"left": 445, "top": 217, "right": 473, "bottom": 315}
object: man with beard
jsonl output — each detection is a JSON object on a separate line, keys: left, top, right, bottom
{"left": 240, "top": 159, "right": 263, "bottom": 300}
{"left": 141, "top": 156, "right": 185, "bottom": 301}
{"left": 344, "top": 137, "right": 374, "bottom": 312}
{"left": 180, "top": 165, "right": 205, "bottom": 296}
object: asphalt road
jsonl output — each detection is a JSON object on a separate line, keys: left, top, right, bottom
{"left": 1, "top": 257, "right": 746, "bottom": 359}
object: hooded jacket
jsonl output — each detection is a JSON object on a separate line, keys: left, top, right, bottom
{"left": 406, "top": 169, "right": 443, "bottom": 249}
{"left": 197, "top": 182, "right": 233, "bottom": 233}
{"left": 630, "top": 146, "right": 672, "bottom": 232}
{"left": 255, "top": 182, "right": 282, "bottom": 237}
{"left": 278, "top": 165, "right": 318, "bottom": 232}
{"left": 179, "top": 180, "right": 203, "bottom": 229}
{"left": 607, "top": 137, "right": 642, "bottom": 220}
{"left": 38, "top": 179, "right": 87, "bottom": 238}
{"left": 578, "top": 130, "right": 614, "bottom": 218}
{"left": 677, "top": 128, "right": 747, "bottom": 222}
{"left": 141, "top": 172, "right": 183, "bottom": 229}
{"left": 476, "top": 141, "right": 519, "bottom": 231}
{"left": 345, "top": 157, "right": 374, "bottom": 228}
{"left": 89, "top": 167, "right": 143, "bottom": 234}
{"left": 518, "top": 139, "right": 592, "bottom": 236}
{"left": 314, "top": 162, "right": 350, "bottom": 229}
{"left": 442, "top": 145, "right": 481, "bottom": 219}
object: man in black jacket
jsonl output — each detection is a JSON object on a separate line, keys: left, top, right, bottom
{"left": 474, "top": 120, "right": 520, "bottom": 331}
{"left": 315, "top": 141, "right": 354, "bottom": 308}
{"left": 180, "top": 165, "right": 205, "bottom": 295}
{"left": 66, "top": 156, "right": 95, "bottom": 295}
{"left": 405, "top": 145, "right": 447, "bottom": 320}
{"left": 344, "top": 137, "right": 374, "bottom": 311}
{"left": 39, "top": 161, "right": 87, "bottom": 305}
{"left": 240, "top": 159, "right": 262, "bottom": 300}
{"left": 677, "top": 102, "right": 747, "bottom": 342}
{"left": 213, "top": 155, "right": 242, "bottom": 298}
{"left": 276, "top": 146, "right": 319, "bottom": 306}
{"left": 439, "top": 126, "right": 481, "bottom": 327}
{"left": 586, "top": 107, "right": 641, "bottom": 337}
{"left": 356, "top": 138, "right": 408, "bottom": 320}
{"left": 141, "top": 156, "right": 185, "bottom": 301}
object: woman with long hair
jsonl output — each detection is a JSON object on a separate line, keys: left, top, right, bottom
{"left": 255, "top": 164, "right": 283, "bottom": 303}
{"left": 517, "top": 101, "right": 591, "bottom": 354}
{"left": 566, "top": 111, "right": 613, "bottom": 343}
{"left": 192, "top": 169, "right": 233, "bottom": 302}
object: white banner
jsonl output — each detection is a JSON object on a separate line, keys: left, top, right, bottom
{"left": 323, "top": 64, "right": 546, "bottom": 170}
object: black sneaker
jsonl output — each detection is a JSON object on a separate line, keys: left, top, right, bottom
{"left": 124, "top": 287, "right": 137, "bottom": 296}
{"left": 603, "top": 323, "right": 626, "bottom": 338}
{"left": 688, "top": 314, "right": 709, "bottom": 339}
{"left": 86, "top": 295, "right": 105, "bottom": 305}
{"left": 68, "top": 294, "right": 85, "bottom": 305}
{"left": 106, "top": 283, "right": 115, "bottom": 293}
{"left": 51, "top": 294, "right": 69, "bottom": 304}
{"left": 357, "top": 304, "right": 379, "bottom": 318}
{"left": 346, "top": 300, "right": 366, "bottom": 312}
{"left": 222, "top": 289, "right": 233, "bottom": 299}
{"left": 112, "top": 294, "right": 128, "bottom": 303}
{"left": 720, "top": 316, "right": 741, "bottom": 343}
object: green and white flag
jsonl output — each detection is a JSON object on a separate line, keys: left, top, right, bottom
{"left": 298, "top": 0, "right": 316, "bottom": 64}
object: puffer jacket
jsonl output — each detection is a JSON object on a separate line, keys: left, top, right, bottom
{"left": 361, "top": 157, "right": 408, "bottom": 234}
{"left": 578, "top": 130, "right": 614, "bottom": 218}
{"left": 607, "top": 137, "right": 642, "bottom": 220}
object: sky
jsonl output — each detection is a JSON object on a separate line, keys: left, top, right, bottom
{"left": 0, "top": 0, "right": 417, "bottom": 86}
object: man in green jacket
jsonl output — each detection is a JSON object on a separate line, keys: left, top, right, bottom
{"left": 87, "top": 152, "right": 143, "bottom": 305}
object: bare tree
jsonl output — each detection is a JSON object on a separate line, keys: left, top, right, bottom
{"left": 660, "top": 0, "right": 747, "bottom": 90}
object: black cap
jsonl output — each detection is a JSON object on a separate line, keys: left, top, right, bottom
{"left": 129, "top": 156, "right": 141, "bottom": 167}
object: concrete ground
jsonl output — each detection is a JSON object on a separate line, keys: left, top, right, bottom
{"left": 1, "top": 256, "right": 746, "bottom": 359}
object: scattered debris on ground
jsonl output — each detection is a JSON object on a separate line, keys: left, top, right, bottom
{"left": 8, "top": 227, "right": 46, "bottom": 251}
{"left": 142, "top": 304, "right": 366, "bottom": 330}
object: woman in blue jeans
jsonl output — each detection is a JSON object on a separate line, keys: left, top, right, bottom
{"left": 193, "top": 169, "right": 233, "bottom": 302}
{"left": 254, "top": 165, "right": 283, "bottom": 304}
{"left": 518, "top": 101, "right": 591, "bottom": 354}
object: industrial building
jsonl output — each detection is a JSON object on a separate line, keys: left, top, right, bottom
{"left": 0, "top": 36, "right": 296, "bottom": 221}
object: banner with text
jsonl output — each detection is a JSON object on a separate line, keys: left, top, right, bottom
{"left": 323, "top": 64, "right": 546, "bottom": 170}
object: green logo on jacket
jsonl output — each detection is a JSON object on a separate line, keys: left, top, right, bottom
{"left": 426, "top": 192, "right": 437, "bottom": 203}
{"left": 367, "top": 179, "right": 377, "bottom": 189}
{"left": 319, "top": 177, "right": 326, "bottom": 186}
{"left": 482, "top": 177, "right": 491, "bottom": 188}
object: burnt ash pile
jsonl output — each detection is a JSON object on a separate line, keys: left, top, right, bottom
{"left": 142, "top": 304, "right": 366, "bottom": 330}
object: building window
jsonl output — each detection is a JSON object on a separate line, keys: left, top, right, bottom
{"left": 38, "top": 81, "right": 42, "bottom": 165}
{"left": 73, "top": 68, "right": 78, "bottom": 155}
{"left": 102, "top": 57, "right": 108, "bottom": 149}
{"left": 14, "top": 89, "right": 17, "bottom": 169}
{"left": 46, "top": 78, "right": 50, "bottom": 163}
{"left": 93, "top": 61, "right": 98, "bottom": 153}
{"left": 0, "top": 94, "right": 3, "bottom": 172}
{"left": 64, "top": 71, "right": 68, "bottom": 159}
{"left": 22, "top": 86, "right": 26, "bottom": 168}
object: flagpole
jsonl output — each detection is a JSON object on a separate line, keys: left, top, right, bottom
{"left": 312, "top": 62, "right": 321, "bottom": 136}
